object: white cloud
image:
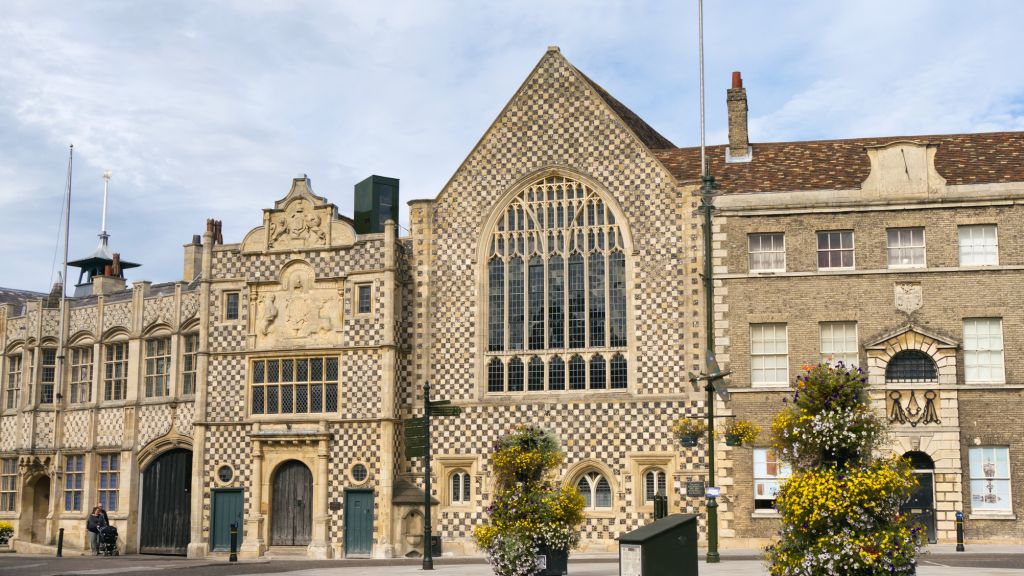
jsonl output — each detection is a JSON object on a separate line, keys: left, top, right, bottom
{"left": 0, "top": 0, "right": 1022, "bottom": 290}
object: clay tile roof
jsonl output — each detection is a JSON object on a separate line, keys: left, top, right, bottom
{"left": 651, "top": 132, "right": 1024, "bottom": 193}
{"left": 575, "top": 71, "right": 676, "bottom": 150}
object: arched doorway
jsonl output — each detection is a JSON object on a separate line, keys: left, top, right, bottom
{"left": 271, "top": 460, "right": 312, "bottom": 547}
{"left": 21, "top": 475, "right": 51, "bottom": 544}
{"left": 901, "top": 451, "right": 937, "bottom": 543}
{"left": 140, "top": 448, "right": 192, "bottom": 555}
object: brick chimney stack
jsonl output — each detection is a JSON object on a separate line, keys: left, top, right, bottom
{"left": 726, "top": 71, "right": 752, "bottom": 163}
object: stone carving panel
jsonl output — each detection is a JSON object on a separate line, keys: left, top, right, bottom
{"left": 70, "top": 306, "right": 97, "bottom": 336}
{"left": 103, "top": 302, "right": 132, "bottom": 333}
{"left": 176, "top": 402, "right": 195, "bottom": 437}
{"left": 180, "top": 291, "right": 199, "bottom": 322}
{"left": 62, "top": 410, "right": 91, "bottom": 449}
{"left": 251, "top": 263, "right": 344, "bottom": 348}
{"left": 34, "top": 412, "right": 55, "bottom": 448}
{"left": 6, "top": 317, "right": 26, "bottom": 341}
{"left": 138, "top": 405, "right": 173, "bottom": 447}
{"left": 267, "top": 198, "right": 330, "bottom": 250}
{"left": 895, "top": 282, "right": 923, "bottom": 314}
{"left": 41, "top": 309, "right": 60, "bottom": 338}
{"left": 0, "top": 416, "right": 16, "bottom": 451}
{"left": 96, "top": 408, "right": 124, "bottom": 447}
{"left": 144, "top": 295, "right": 176, "bottom": 329}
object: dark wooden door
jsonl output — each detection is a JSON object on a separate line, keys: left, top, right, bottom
{"left": 210, "top": 489, "right": 244, "bottom": 552}
{"left": 901, "top": 471, "right": 937, "bottom": 544}
{"left": 271, "top": 461, "right": 312, "bottom": 546}
{"left": 344, "top": 490, "right": 374, "bottom": 556}
{"left": 140, "top": 449, "right": 192, "bottom": 555}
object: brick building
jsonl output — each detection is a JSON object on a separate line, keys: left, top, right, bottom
{"left": 1, "top": 47, "right": 1022, "bottom": 557}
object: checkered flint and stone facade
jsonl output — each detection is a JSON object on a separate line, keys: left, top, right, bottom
{"left": 2, "top": 47, "right": 1023, "bottom": 558}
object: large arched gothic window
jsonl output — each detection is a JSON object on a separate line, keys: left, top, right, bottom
{"left": 485, "top": 175, "right": 629, "bottom": 393}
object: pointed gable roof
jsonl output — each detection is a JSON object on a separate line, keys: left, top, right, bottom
{"left": 574, "top": 70, "right": 675, "bottom": 150}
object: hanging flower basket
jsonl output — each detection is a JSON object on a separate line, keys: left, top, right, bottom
{"left": 679, "top": 434, "right": 699, "bottom": 448}
{"left": 672, "top": 417, "right": 707, "bottom": 449}
{"left": 719, "top": 418, "right": 761, "bottom": 447}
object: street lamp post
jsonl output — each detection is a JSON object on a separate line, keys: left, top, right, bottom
{"left": 696, "top": 172, "right": 723, "bottom": 564}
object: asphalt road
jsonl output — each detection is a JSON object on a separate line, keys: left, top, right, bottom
{"left": 1, "top": 552, "right": 1023, "bottom": 576}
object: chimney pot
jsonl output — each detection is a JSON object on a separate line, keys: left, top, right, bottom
{"left": 732, "top": 71, "right": 742, "bottom": 89}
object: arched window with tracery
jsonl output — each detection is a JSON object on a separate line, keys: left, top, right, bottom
{"left": 485, "top": 175, "right": 629, "bottom": 393}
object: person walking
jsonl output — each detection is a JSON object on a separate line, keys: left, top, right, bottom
{"left": 86, "top": 506, "right": 109, "bottom": 555}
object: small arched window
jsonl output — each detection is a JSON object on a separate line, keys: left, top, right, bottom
{"left": 450, "top": 470, "right": 471, "bottom": 505}
{"left": 885, "top": 350, "right": 937, "bottom": 383}
{"left": 644, "top": 469, "right": 667, "bottom": 502}
{"left": 576, "top": 471, "right": 613, "bottom": 510}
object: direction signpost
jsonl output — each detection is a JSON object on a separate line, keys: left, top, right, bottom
{"left": 405, "top": 383, "right": 461, "bottom": 570}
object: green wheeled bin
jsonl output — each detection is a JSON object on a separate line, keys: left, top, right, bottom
{"left": 618, "top": 514, "right": 698, "bottom": 576}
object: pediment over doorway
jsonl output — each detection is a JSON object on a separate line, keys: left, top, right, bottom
{"left": 864, "top": 324, "right": 958, "bottom": 350}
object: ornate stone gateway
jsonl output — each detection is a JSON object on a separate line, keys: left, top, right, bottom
{"left": 271, "top": 460, "right": 313, "bottom": 546}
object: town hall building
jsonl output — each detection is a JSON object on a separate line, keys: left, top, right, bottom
{"left": 1, "top": 47, "right": 1022, "bottom": 557}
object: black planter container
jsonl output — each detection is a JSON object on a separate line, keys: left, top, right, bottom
{"left": 536, "top": 545, "right": 568, "bottom": 576}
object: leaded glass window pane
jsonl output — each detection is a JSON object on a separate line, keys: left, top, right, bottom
{"left": 569, "top": 355, "right": 586, "bottom": 390}
{"left": 885, "top": 350, "right": 937, "bottom": 382}
{"left": 590, "top": 355, "right": 606, "bottom": 389}
{"left": 484, "top": 175, "right": 629, "bottom": 394}
{"left": 250, "top": 356, "right": 339, "bottom": 415}
{"left": 610, "top": 353, "right": 628, "bottom": 389}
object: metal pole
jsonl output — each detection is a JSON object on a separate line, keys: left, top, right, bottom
{"left": 56, "top": 527, "right": 64, "bottom": 557}
{"left": 422, "top": 383, "right": 433, "bottom": 570}
{"left": 955, "top": 511, "right": 965, "bottom": 552}
{"left": 229, "top": 522, "right": 238, "bottom": 562}
{"left": 701, "top": 174, "right": 719, "bottom": 563}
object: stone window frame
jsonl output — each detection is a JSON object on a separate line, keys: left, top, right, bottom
{"left": 958, "top": 224, "right": 998, "bottom": 267}
{"left": 143, "top": 332, "right": 173, "bottom": 398}
{"left": 38, "top": 342, "right": 57, "bottom": 404}
{"left": 968, "top": 446, "right": 1013, "bottom": 516}
{"left": 68, "top": 337, "right": 95, "bottom": 405}
{"left": 886, "top": 227, "right": 926, "bottom": 269}
{"left": 0, "top": 457, "right": 17, "bottom": 512}
{"left": 354, "top": 282, "right": 373, "bottom": 316}
{"left": 63, "top": 453, "right": 84, "bottom": 513}
{"left": 223, "top": 290, "right": 241, "bottom": 321}
{"left": 97, "top": 453, "right": 120, "bottom": 512}
{"left": 476, "top": 169, "right": 636, "bottom": 399}
{"left": 748, "top": 232, "right": 786, "bottom": 273}
{"left": 3, "top": 345, "right": 24, "bottom": 412}
{"left": 247, "top": 354, "right": 341, "bottom": 419}
{"left": 348, "top": 461, "right": 371, "bottom": 486}
{"left": 102, "top": 333, "right": 130, "bottom": 403}
{"left": 435, "top": 455, "right": 479, "bottom": 509}
{"left": 627, "top": 453, "right": 676, "bottom": 512}
{"left": 180, "top": 330, "right": 200, "bottom": 397}
{"left": 816, "top": 230, "right": 855, "bottom": 271}
{"left": 449, "top": 469, "right": 471, "bottom": 505}
{"left": 819, "top": 321, "right": 859, "bottom": 367}
{"left": 214, "top": 463, "right": 236, "bottom": 487}
{"left": 963, "top": 318, "right": 1004, "bottom": 384}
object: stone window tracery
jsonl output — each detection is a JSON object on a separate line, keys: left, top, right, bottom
{"left": 250, "top": 356, "right": 339, "bottom": 415}
{"left": 485, "top": 175, "right": 628, "bottom": 393}
{"left": 4, "top": 351, "right": 22, "bottom": 410}
{"left": 576, "top": 470, "right": 613, "bottom": 510}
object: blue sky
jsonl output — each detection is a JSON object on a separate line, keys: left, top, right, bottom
{"left": 2, "top": 0, "right": 1023, "bottom": 292}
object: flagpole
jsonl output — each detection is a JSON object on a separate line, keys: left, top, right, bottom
{"left": 56, "top": 145, "right": 73, "bottom": 409}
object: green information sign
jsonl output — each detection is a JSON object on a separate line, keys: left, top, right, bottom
{"left": 432, "top": 405, "right": 462, "bottom": 417}
{"left": 404, "top": 418, "right": 427, "bottom": 458}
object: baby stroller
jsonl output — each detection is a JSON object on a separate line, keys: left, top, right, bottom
{"left": 97, "top": 525, "right": 119, "bottom": 556}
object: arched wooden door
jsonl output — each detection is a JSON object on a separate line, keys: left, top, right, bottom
{"left": 140, "top": 449, "right": 192, "bottom": 555}
{"left": 271, "top": 460, "right": 312, "bottom": 546}
{"left": 901, "top": 451, "right": 937, "bottom": 544}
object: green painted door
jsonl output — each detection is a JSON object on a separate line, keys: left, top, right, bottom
{"left": 344, "top": 490, "right": 374, "bottom": 556}
{"left": 211, "top": 489, "right": 244, "bottom": 552}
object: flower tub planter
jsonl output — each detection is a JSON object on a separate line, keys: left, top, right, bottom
{"left": 537, "top": 544, "right": 569, "bottom": 576}
{"left": 725, "top": 434, "right": 743, "bottom": 447}
{"left": 679, "top": 435, "right": 699, "bottom": 448}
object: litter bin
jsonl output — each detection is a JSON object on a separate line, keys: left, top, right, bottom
{"left": 618, "top": 514, "right": 698, "bottom": 576}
